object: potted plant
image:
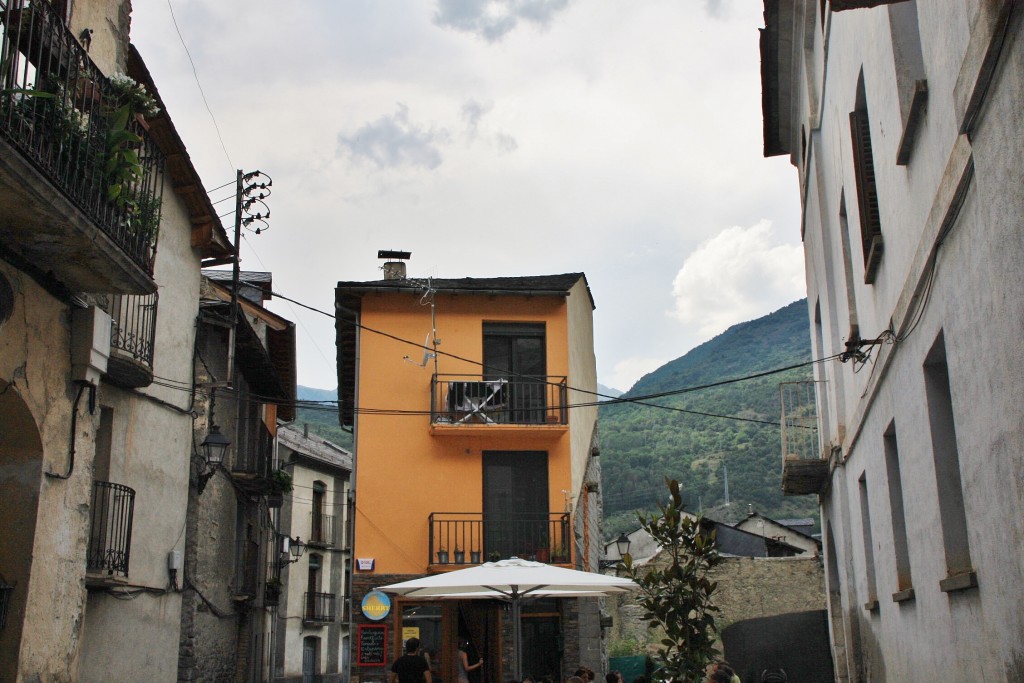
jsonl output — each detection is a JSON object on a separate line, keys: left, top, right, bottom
{"left": 454, "top": 547, "right": 465, "bottom": 564}
{"left": 470, "top": 550, "right": 482, "bottom": 564}
{"left": 265, "top": 577, "right": 283, "bottom": 606}
{"left": 266, "top": 469, "right": 293, "bottom": 508}
{"left": 488, "top": 551, "right": 501, "bottom": 562}
{"left": 436, "top": 546, "right": 449, "bottom": 564}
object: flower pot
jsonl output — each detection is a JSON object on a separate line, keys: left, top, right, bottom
{"left": 470, "top": 551, "right": 482, "bottom": 564}
{"left": 437, "top": 550, "right": 449, "bottom": 564}
{"left": 536, "top": 547, "right": 550, "bottom": 563}
{"left": 454, "top": 551, "right": 465, "bottom": 564}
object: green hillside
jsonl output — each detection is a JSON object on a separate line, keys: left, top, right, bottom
{"left": 295, "top": 386, "right": 353, "bottom": 451}
{"left": 599, "top": 300, "right": 819, "bottom": 537}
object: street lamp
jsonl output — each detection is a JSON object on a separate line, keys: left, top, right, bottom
{"left": 280, "top": 535, "right": 306, "bottom": 566}
{"left": 196, "top": 425, "right": 231, "bottom": 493}
{"left": 614, "top": 532, "right": 631, "bottom": 559}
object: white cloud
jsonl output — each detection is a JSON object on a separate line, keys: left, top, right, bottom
{"left": 337, "top": 105, "right": 450, "bottom": 170}
{"left": 669, "top": 220, "right": 805, "bottom": 339}
{"left": 606, "top": 357, "right": 668, "bottom": 395}
{"left": 434, "top": 0, "right": 571, "bottom": 42}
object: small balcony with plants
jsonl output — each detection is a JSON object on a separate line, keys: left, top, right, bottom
{"left": 0, "top": 0, "right": 165, "bottom": 294}
{"left": 428, "top": 512, "right": 572, "bottom": 569}
{"left": 430, "top": 373, "right": 568, "bottom": 435}
{"left": 85, "top": 480, "right": 135, "bottom": 586}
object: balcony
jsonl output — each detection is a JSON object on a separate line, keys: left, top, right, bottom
{"left": 430, "top": 374, "right": 568, "bottom": 435}
{"left": 232, "top": 420, "right": 273, "bottom": 481}
{"left": 103, "top": 292, "right": 157, "bottom": 388}
{"left": 86, "top": 480, "right": 135, "bottom": 582}
{"left": 780, "top": 381, "right": 830, "bottom": 495}
{"left": 303, "top": 591, "right": 337, "bottom": 625}
{"left": 0, "top": 1, "right": 165, "bottom": 294}
{"left": 429, "top": 512, "right": 572, "bottom": 568}
{"left": 308, "top": 512, "right": 337, "bottom": 548}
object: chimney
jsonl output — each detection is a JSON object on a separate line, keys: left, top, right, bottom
{"left": 378, "top": 250, "right": 411, "bottom": 280}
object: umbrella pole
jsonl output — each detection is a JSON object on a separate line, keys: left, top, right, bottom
{"left": 511, "top": 595, "right": 523, "bottom": 682}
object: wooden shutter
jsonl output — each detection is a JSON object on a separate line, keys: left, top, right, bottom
{"left": 850, "top": 109, "right": 884, "bottom": 283}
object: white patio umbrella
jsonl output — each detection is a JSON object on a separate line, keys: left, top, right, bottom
{"left": 380, "top": 557, "right": 639, "bottom": 680}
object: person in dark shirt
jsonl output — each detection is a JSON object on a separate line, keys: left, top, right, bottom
{"left": 390, "top": 637, "right": 432, "bottom": 683}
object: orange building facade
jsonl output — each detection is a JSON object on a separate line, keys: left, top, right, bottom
{"left": 336, "top": 269, "right": 605, "bottom": 683}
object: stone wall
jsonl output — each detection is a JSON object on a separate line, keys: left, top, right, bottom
{"left": 607, "top": 556, "right": 826, "bottom": 652}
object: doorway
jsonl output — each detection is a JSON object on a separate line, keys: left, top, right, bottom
{"left": 482, "top": 452, "right": 549, "bottom": 560}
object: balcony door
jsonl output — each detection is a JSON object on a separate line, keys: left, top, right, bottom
{"left": 483, "top": 323, "right": 546, "bottom": 423}
{"left": 483, "top": 452, "right": 549, "bottom": 559}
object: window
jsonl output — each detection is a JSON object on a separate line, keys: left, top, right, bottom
{"left": 849, "top": 72, "right": 883, "bottom": 284}
{"left": 483, "top": 323, "right": 547, "bottom": 423}
{"left": 924, "top": 334, "right": 976, "bottom": 591}
{"left": 883, "top": 422, "right": 913, "bottom": 600}
{"left": 311, "top": 481, "right": 327, "bottom": 545}
{"left": 889, "top": 1, "right": 927, "bottom": 165}
{"left": 858, "top": 472, "right": 878, "bottom": 609}
{"left": 483, "top": 451, "right": 549, "bottom": 559}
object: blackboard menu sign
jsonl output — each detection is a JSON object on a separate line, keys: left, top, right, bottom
{"left": 358, "top": 624, "right": 388, "bottom": 666}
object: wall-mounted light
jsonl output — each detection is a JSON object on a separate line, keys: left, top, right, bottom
{"left": 197, "top": 425, "right": 231, "bottom": 493}
{"left": 279, "top": 535, "right": 306, "bottom": 567}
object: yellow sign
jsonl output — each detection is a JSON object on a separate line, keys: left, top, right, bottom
{"left": 361, "top": 590, "right": 392, "bottom": 620}
{"left": 403, "top": 627, "right": 420, "bottom": 642}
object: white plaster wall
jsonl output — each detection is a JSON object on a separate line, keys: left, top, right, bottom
{"left": 76, "top": 126, "right": 203, "bottom": 682}
{"left": 566, "top": 278, "right": 597, "bottom": 505}
{"left": 787, "top": 1, "right": 1024, "bottom": 680}
{"left": 0, "top": 263, "right": 91, "bottom": 682}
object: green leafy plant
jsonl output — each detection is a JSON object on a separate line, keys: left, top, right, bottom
{"left": 270, "top": 469, "right": 293, "bottom": 493}
{"left": 622, "top": 478, "right": 721, "bottom": 683}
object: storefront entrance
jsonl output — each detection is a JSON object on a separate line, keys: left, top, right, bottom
{"left": 394, "top": 599, "right": 561, "bottom": 683}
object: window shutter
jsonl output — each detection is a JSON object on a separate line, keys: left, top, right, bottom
{"left": 850, "top": 109, "right": 884, "bottom": 283}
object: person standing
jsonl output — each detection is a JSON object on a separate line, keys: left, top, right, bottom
{"left": 391, "top": 638, "right": 432, "bottom": 683}
{"left": 457, "top": 639, "right": 484, "bottom": 683}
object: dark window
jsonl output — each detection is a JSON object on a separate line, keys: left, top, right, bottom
{"left": 850, "top": 74, "right": 883, "bottom": 284}
{"left": 483, "top": 452, "right": 549, "bottom": 559}
{"left": 924, "top": 334, "right": 975, "bottom": 590}
{"left": 483, "top": 323, "right": 546, "bottom": 423}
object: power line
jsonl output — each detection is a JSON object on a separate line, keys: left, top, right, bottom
{"left": 164, "top": 0, "right": 235, "bottom": 174}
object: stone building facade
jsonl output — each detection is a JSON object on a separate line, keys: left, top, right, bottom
{"left": 761, "top": 1, "right": 1024, "bottom": 680}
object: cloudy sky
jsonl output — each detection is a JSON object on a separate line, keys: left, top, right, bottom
{"left": 130, "top": 0, "right": 804, "bottom": 392}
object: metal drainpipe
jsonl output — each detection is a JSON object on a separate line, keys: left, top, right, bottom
{"left": 344, "top": 308, "right": 361, "bottom": 681}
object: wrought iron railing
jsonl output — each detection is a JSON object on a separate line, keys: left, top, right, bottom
{"left": 0, "top": 0, "right": 164, "bottom": 273}
{"left": 234, "top": 419, "right": 273, "bottom": 478}
{"left": 429, "top": 512, "right": 571, "bottom": 565}
{"left": 303, "top": 592, "right": 336, "bottom": 624}
{"left": 308, "top": 512, "right": 336, "bottom": 548}
{"left": 431, "top": 374, "right": 568, "bottom": 426}
{"left": 87, "top": 480, "right": 135, "bottom": 577}
{"left": 109, "top": 292, "right": 157, "bottom": 367}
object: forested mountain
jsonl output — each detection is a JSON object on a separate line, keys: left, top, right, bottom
{"left": 295, "top": 386, "right": 353, "bottom": 450}
{"left": 599, "top": 299, "right": 819, "bottom": 537}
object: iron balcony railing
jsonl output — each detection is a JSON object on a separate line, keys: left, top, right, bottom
{"left": 304, "top": 592, "right": 336, "bottom": 624}
{"left": 429, "top": 512, "right": 572, "bottom": 566}
{"left": 308, "top": 512, "right": 336, "bottom": 548}
{"left": 431, "top": 374, "right": 568, "bottom": 426}
{"left": 87, "top": 480, "right": 135, "bottom": 577}
{"left": 0, "top": 0, "right": 164, "bottom": 273}
{"left": 234, "top": 419, "right": 273, "bottom": 478}
{"left": 109, "top": 292, "right": 157, "bottom": 367}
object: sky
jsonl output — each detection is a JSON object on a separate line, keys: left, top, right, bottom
{"left": 130, "top": 0, "right": 804, "bottom": 393}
